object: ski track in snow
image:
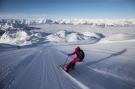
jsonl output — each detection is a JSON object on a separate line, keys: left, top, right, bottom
{"left": 0, "top": 41, "right": 135, "bottom": 89}
{"left": 58, "top": 67, "right": 90, "bottom": 89}
{"left": 0, "top": 46, "right": 84, "bottom": 89}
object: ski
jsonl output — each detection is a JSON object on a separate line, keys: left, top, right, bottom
{"left": 57, "top": 64, "right": 68, "bottom": 72}
{"left": 58, "top": 65, "right": 89, "bottom": 89}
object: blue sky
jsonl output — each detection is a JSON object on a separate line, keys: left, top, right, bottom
{"left": 0, "top": 0, "right": 135, "bottom": 19}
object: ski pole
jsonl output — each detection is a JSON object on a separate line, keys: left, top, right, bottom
{"left": 63, "top": 56, "right": 69, "bottom": 66}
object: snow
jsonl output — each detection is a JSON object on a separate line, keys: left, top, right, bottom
{"left": 54, "top": 18, "right": 135, "bottom": 26}
{"left": 1, "top": 18, "right": 135, "bottom": 27}
{"left": 0, "top": 23, "right": 13, "bottom": 30}
{"left": 0, "top": 24, "right": 135, "bottom": 89}
{"left": 0, "top": 19, "right": 29, "bottom": 31}
{"left": 46, "top": 30, "right": 103, "bottom": 43}
{"left": 59, "top": 67, "right": 90, "bottom": 89}
{"left": 100, "top": 33, "right": 135, "bottom": 43}
{"left": 0, "top": 30, "right": 31, "bottom": 46}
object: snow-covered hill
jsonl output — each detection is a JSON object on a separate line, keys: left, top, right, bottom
{"left": 46, "top": 30, "right": 104, "bottom": 43}
{"left": 0, "top": 30, "right": 31, "bottom": 46}
{"left": 1, "top": 26, "right": 135, "bottom": 46}
{"left": 0, "top": 29, "right": 104, "bottom": 46}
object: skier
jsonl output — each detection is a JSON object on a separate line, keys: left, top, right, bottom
{"left": 64, "top": 46, "right": 85, "bottom": 72}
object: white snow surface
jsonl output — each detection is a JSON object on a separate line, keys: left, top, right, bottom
{"left": 0, "top": 24, "right": 135, "bottom": 89}
{"left": 100, "top": 33, "right": 135, "bottom": 43}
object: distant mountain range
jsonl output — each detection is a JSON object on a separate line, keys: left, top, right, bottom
{"left": 0, "top": 18, "right": 135, "bottom": 31}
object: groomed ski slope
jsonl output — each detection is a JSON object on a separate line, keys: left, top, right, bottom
{"left": 0, "top": 39, "right": 135, "bottom": 89}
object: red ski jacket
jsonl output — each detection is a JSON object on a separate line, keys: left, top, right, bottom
{"left": 68, "top": 47, "right": 81, "bottom": 56}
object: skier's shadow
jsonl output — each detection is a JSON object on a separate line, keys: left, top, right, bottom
{"left": 85, "top": 48, "right": 127, "bottom": 66}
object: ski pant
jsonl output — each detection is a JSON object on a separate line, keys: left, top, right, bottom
{"left": 65, "top": 57, "right": 81, "bottom": 71}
